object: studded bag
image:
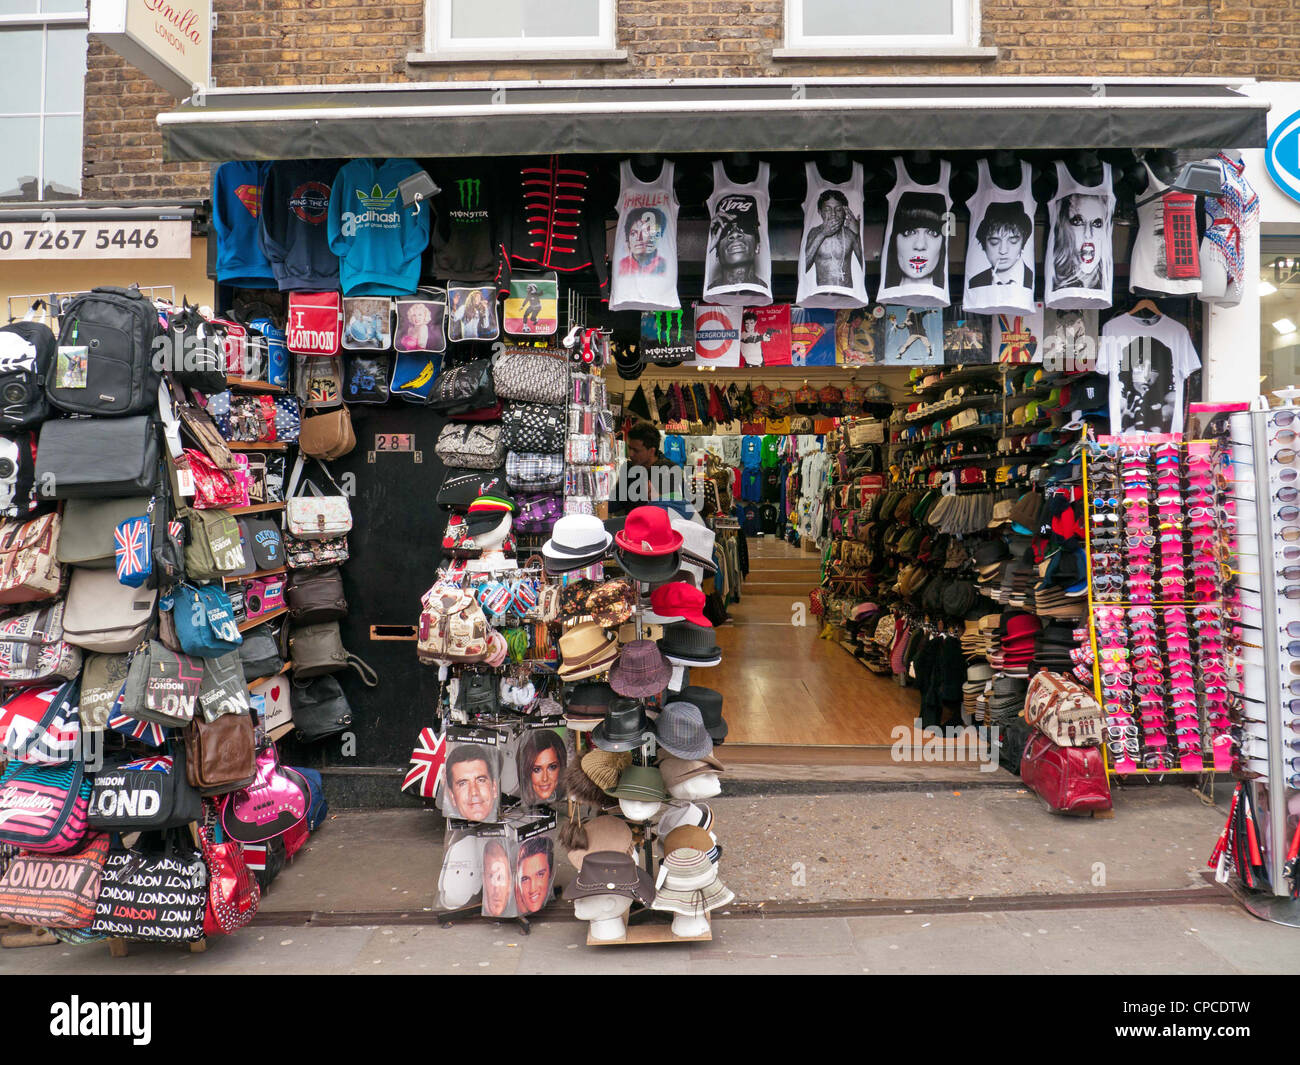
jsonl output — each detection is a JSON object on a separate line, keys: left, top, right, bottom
{"left": 502, "top": 403, "right": 565, "bottom": 455}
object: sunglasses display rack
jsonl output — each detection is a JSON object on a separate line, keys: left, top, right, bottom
{"left": 1084, "top": 435, "right": 1236, "bottom": 777}
{"left": 1212, "top": 403, "right": 1300, "bottom": 906}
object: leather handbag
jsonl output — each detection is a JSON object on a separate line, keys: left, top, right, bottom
{"left": 298, "top": 406, "right": 356, "bottom": 461}
{"left": 492, "top": 348, "right": 568, "bottom": 406}
{"left": 0, "top": 832, "right": 109, "bottom": 929}
{"left": 201, "top": 821, "right": 260, "bottom": 936}
{"left": 122, "top": 640, "right": 205, "bottom": 727}
{"left": 502, "top": 402, "right": 566, "bottom": 454}
{"left": 0, "top": 601, "right": 82, "bottom": 685}
{"left": 289, "top": 621, "right": 379, "bottom": 685}
{"left": 58, "top": 496, "right": 150, "bottom": 569}
{"left": 34, "top": 414, "right": 159, "bottom": 498}
{"left": 0, "top": 510, "right": 62, "bottom": 604}
{"left": 169, "top": 582, "right": 242, "bottom": 657}
{"left": 180, "top": 506, "right": 245, "bottom": 579}
{"left": 90, "top": 830, "right": 207, "bottom": 942}
{"left": 184, "top": 710, "right": 257, "bottom": 796}
{"left": 284, "top": 531, "right": 349, "bottom": 570}
{"left": 87, "top": 745, "right": 204, "bottom": 830}
{"left": 62, "top": 568, "right": 157, "bottom": 653}
{"left": 435, "top": 422, "right": 505, "bottom": 469}
{"left": 286, "top": 566, "right": 347, "bottom": 624}
{"left": 427, "top": 358, "right": 495, "bottom": 415}
{"left": 1019, "top": 731, "right": 1112, "bottom": 813}
{"left": 290, "top": 674, "right": 353, "bottom": 743}
{"left": 285, "top": 455, "right": 352, "bottom": 540}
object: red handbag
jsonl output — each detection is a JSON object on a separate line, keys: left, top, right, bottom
{"left": 201, "top": 822, "right": 260, "bottom": 936}
{"left": 1019, "top": 731, "right": 1112, "bottom": 813}
{"left": 286, "top": 292, "right": 342, "bottom": 356}
{"left": 183, "top": 448, "right": 247, "bottom": 510}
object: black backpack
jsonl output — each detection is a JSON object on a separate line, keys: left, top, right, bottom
{"left": 0, "top": 320, "right": 54, "bottom": 429}
{"left": 164, "top": 301, "right": 227, "bottom": 394}
{"left": 50, "top": 286, "right": 162, "bottom": 415}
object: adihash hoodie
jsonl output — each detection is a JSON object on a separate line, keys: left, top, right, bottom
{"left": 258, "top": 159, "right": 342, "bottom": 292}
{"left": 327, "top": 158, "right": 432, "bottom": 297}
{"left": 212, "top": 161, "right": 276, "bottom": 288}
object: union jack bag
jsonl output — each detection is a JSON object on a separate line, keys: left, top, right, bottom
{"left": 0, "top": 676, "right": 80, "bottom": 765}
{"left": 114, "top": 505, "right": 153, "bottom": 588}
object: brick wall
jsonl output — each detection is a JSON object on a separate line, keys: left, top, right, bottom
{"left": 81, "top": 0, "right": 1300, "bottom": 201}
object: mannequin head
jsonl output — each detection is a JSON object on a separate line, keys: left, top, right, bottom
{"left": 473, "top": 514, "right": 512, "bottom": 551}
{"left": 573, "top": 893, "right": 632, "bottom": 940}
{"left": 671, "top": 912, "right": 711, "bottom": 938}
{"left": 668, "top": 773, "right": 722, "bottom": 801}
{"left": 618, "top": 797, "right": 663, "bottom": 822}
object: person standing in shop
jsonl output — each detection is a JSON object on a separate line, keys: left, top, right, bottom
{"left": 611, "top": 421, "right": 685, "bottom": 515}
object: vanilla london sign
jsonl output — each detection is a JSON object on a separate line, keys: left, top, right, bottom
{"left": 89, "top": 0, "right": 212, "bottom": 99}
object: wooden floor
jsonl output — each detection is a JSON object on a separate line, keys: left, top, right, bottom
{"left": 709, "top": 536, "right": 920, "bottom": 746}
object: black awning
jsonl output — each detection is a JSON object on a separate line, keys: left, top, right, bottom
{"left": 158, "top": 78, "right": 1268, "bottom": 162}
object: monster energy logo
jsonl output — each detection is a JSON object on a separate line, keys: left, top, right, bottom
{"left": 457, "top": 178, "right": 481, "bottom": 210}
{"left": 653, "top": 310, "right": 685, "bottom": 344}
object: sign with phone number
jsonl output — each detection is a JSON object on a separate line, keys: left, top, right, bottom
{"left": 0, "top": 220, "right": 191, "bottom": 260}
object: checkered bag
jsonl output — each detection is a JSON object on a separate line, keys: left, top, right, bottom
{"left": 506, "top": 452, "right": 564, "bottom": 492}
{"left": 514, "top": 492, "right": 562, "bottom": 534}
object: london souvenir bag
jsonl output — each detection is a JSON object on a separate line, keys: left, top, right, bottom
{"left": 90, "top": 829, "right": 208, "bottom": 943}
{"left": 0, "top": 832, "right": 109, "bottom": 928}
{"left": 286, "top": 291, "right": 342, "bottom": 356}
{"left": 0, "top": 758, "right": 91, "bottom": 853}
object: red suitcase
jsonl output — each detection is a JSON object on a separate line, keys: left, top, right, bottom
{"left": 1019, "top": 731, "right": 1112, "bottom": 813}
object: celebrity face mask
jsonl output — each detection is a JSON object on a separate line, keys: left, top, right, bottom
{"left": 896, "top": 226, "right": 943, "bottom": 281}
{"left": 516, "top": 854, "right": 552, "bottom": 913}
{"left": 449, "top": 759, "right": 498, "bottom": 822}
{"left": 530, "top": 748, "right": 562, "bottom": 802}
{"left": 1064, "top": 195, "right": 1108, "bottom": 281}
{"left": 483, "top": 851, "right": 512, "bottom": 916}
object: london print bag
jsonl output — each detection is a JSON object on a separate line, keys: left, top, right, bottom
{"left": 90, "top": 829, "right": 208, "bottom": 943}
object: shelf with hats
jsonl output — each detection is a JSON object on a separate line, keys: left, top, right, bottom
{"left": 1004, "top": 386, "right": 1059, "bottom": 413}
{"left": 904, "top": 393, "right": 1000, "bottom": 423}
{"left": 911, "top": 364, "right": 1004, "bottom": 398}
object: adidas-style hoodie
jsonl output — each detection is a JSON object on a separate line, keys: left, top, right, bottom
{"left": 327, "top": 158, "right": 432, "bottom": 296}
{"left": 258, "top": 160, "right": 342, "bottom": 292}
{"left": 212, "top": 161, "right": 276, "bottom": 288}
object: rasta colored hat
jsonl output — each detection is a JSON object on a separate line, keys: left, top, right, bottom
{"left": 465, "top": 491, "right": 515, "bottom": 535}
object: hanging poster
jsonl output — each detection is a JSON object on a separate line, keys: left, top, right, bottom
{"left": 639, "top": 309, "right": 695, "bottom": 365}
{"left": 942, "top": 305, "right": 992, "bottom": 364}
{"left": 789, "top": 307, "right": 838, "bottom": 366}
{"left": 503, "top": 271, "right": 559, "bottom": 337}
{"left": 693, "top": 304, "right": 742, "bottom": 367}
{"left": 1040, "top": 307, "right": 1099, "bottom": 374}
{"left": 993, "top": 303, "right": 1045, "bottom": 364}
{"left": 881, "top": 307, "right": 944, "bottom": 364}
{"left": 836, "top": 306, "right": 880, "bottom": 366}
{"left": 743, "top": 304, "right": 792, "bottom": 366}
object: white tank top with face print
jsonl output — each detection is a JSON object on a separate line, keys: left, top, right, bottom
{"left": 1044, "top": 160, "right": 1116, "bottom": 310}
{"left": 796, "top": 161, "right": 869, "bottom": 309}
{"left": 962, "top": 158, "right": 1037, "bottom": 316}
{"left": 703, "top": 160, "right": 773, "bottom": 307}
{"left": 877, "top": 156, "right": 952, "bottom": 309}
{"left": 610, "top": 159, "right": 680, "bottom": 313}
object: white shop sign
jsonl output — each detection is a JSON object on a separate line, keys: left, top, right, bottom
{"left": 0, "top": 219, "right": 191, "bottom": 261}
{"left": 89, "top": 0, "right": 211, "bottom": 99}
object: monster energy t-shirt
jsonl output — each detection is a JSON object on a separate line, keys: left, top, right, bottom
{"left": 430, "top": 167, "right": 497, "bottom": 281}
{"left": 639, "top": 309, "right": 695, "bottom": 366}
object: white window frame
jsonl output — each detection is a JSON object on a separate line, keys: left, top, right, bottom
{"left": 778, "top": 0, "right": 995, "bottom": 58}
{"left": 415, "top": 0, "right": 623, "bottom": 63}
{"left": 0, "top": 4, "right": 89, "bottom": 202}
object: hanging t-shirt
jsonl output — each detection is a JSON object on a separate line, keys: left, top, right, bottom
{"left": 1130, "top": 161, "right": 1203, "bottom": 297}
{"left": 796, "top": 162, "right": 870, "bottom": 309}
{"left": 760, "top": 435, "right": 781, "bottom": 468}
{"left": 1096, "top": 312, "right": 1200, "bottom": 435}
{"left": 693, "top": 304, "right": 742, "bottom": 367}
{"left": 610, "top": 160, "right": 679, "bottom": 312}
{"left": 877, "top": 157, "right": 952, "bottom": 309}
{"left": 741, "top": 436, "right": 762, "bottom": 468}
{"left": 662, "top": 434, "right": 687, "bottom": 466}
{"left": 1044, "top": 161, "right": 1115, "bottom": 310}
{"left": 741, "top": 468, "right": 762, "bottom": 502}
{"left": 962, "top": 159, "right": 1036, "bottom": 316}
{"left": 703, "top": 161, "right": 772, "bottom": 306}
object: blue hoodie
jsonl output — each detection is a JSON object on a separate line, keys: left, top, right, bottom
{"left": 259, "top": 159, "right": 342, "bottom": 292}
{"left": 328, "top": 158, "right": 432, "bottom": 297}
{"left": 212, "top": 161, "right": 276, "bottom": 288}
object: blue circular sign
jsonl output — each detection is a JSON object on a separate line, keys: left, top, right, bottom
{"left": 1267, "top": 108, "right": 1300, "bottom": 205}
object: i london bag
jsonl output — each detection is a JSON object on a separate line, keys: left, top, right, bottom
{"left": 285, "top": 455, "right": 352, "bottom": 540}
{"left": 286, "top": 291, "right": 342, "bottom": 356}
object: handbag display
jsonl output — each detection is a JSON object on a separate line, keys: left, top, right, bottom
{"left": 435, "top": 422, "right": 505, "bottom": 470}
{"left": 1019, "top": 731, "right": 1113, "bottom": 813}
{"left": 169, "top": 583, "right": 242, "bottom": 657}
{"left": 285, "top": 566, "right": 347, "bottom": 624}
{"left": 427, "top": 358, "right": 495, "bottom": 415}
{"left": 492, "top": 348, "right": 568, "bottom": 406}
{"left": 0, "top": 510, "right": 61, "bottom": 604}
{"left": 113, "top": 506, "right": 154, "bottom": 587}
{"left": 289, "top": 621, "right": 379, "bottom": 684}
{"left": 437, "top": 466, "right": 509, "bottom": 510}
{"left": 394, "top": 288, "right": 447, "bottom": 354}
{"left": 220, "top": 741, "right": 307, "bottom": 840}
{"left": 240, "top": 516, "right": 284, "bottom": 572}
{"left": 505, "top": 452, "right": 564, "bottom": 492}
{"left": 289, "top": 674, "right": 353, "bottom": 744}
{"left": 122, "top": 640, "right": 205, "bottom": 727}
{"left": 0, "top": 601, "right": 82, "bottom": 684}
{"left": 295, "top": 353, "right": 345, "bottom": 411}
{"left": 502, "top": 403, "right": 566, "bottom": 454}
{"left": 87, "top": 746, "right": 204, "bottom": 830}
{"left": 0, "top": 832, "right": 109, "bottom": 929}
{"left": 283, "top": 532, "right": 349, "bottom": 571}
{"left": 298, "top": 406, "right": 356, "bottom": 461}
{"left": 205, "top": 390, "right": 277, "bottom": 443}
{"left": 180, "top": 507, "right": 245, "bottom": 579}
{"left": 200, "top": 821, "right": 260, "bottom": 936}
{"left": 0, "top": 677, "right": 79, "bottom": 766}
{"left": 344, "top": 353, "right": 393, "bottom": 405}
{"left": 79, "top": 651, "right": 130, "bottom": 730}
{"left": 341, "top": 296, "right": 393, "bottom": 351}
{"left": 184, "top": 710, "right": 257, "bottom": 796}
{"left": 285, "top": 455, "right": 353, "bottom": 540}
{"left": 514, "top": 492, "right": 562, "bottom": 534}
{"left": 90, "top": 830, "right": 207, "bottom": 942}
{"left": 0, "top": 431, "right": 38, "bottom": 518}
{"left": 62, "top": 568, "right": 157, "bottom": 654}
{"left": 0, "top": 759, "right": 90, "bottom": 853}
{"left": 1024, "top": 671, "right": 1105, "bottom": 748}
{"left": 34, "top": 415, "right": 159, "bottom": 498}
